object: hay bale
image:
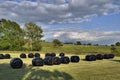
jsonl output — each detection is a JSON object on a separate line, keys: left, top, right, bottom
{"left": 10, "top": 58, "right": 23, "bottom": 69}
{"left": 51, "top": 53, "right": 56, "bottom": 57}
{"left": 28, "top": 53, "right": 34, "bottom": 58}
{"left": 108, "top": 54, "right": 115, "bottom": 59}
{"left": 96, "top": 54, "right": 103, "bottom": 60}
{"left": 53, "top": 57, "right": 61, "bottom": 65}
{"left": 35, "top": 53, "right": 40, "bottom": 58}
{"left": 45, "top": 53, "right": 51, "bottom": 57}
{"left": 70, "top": 56, "right": 80, "bottom": 62}
{"left": 59, "top": 52, "right": 65, "bottom": 57}
{"left": 0, "top": 54, "right": 4, "bottom": 59}
{"left": 103, "top": 54, "right": 110, "bottom": 59}
{"left": 44, "top": 56, "right": 54, "bottom": 65}
{"left": 32, "top": 57, "right": 44, "bottom": 66}
{"left": 20, "top": 53, "right": 27, "bottom": 58}
{"left": 85, "top": 54, "right": 96, "bottom": 61}
{"left": 60, "top": 56, "right": 70, "bottom": 64}
{"left": 4, "top": 54, "right": 11, "bottom": 59}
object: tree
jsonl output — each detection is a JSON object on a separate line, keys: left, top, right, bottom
{"left": 87, "top": 43, "right": 92, "bottom": 45}
{"left": 115, "top": 42, "right": 120, "bottom": 46}
{"left": 53, "top": 39, "right": 63, "bottom": 48}
{"left": 76, "top": 41, "right": 81, "bottom": 45}
{"left": 24, "top": 22, "right": 43, "bottom": 51}
{"left": 111, "top": 45, "right": 117, "bottom": 53}
{"left": 0, "top": 19, "right": 25, "bottom": 50}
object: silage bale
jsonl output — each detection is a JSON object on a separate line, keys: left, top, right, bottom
{"left": 10, "top": 58, "right": 23, "bottom": 69}
{"left": 32, "top": 57, "right": 44, "bottom": 66}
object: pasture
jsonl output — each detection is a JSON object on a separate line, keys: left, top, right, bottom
{"left": 0, "top": 53, "right": 120, "bottom": 80}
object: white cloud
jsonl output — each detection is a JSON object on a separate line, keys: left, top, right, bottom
{"left": 44, "top": 28, "right": 120, "bottom": 44}
{"left": 0, "top": 0, "right": 119, "bottom": 24}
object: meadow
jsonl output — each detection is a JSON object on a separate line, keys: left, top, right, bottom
{"left": 0, "top": 43, "right": 120, "bottom": 80}
{"left": 0, "top": 53, "right": 120, "bottom": 80}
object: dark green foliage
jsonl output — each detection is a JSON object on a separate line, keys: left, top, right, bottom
{"left": 24, "top": 22, "right": 43, "bottom": 51}
{"left": 115, "top": 42, "right": 120, "bottom": 46}
{"left": 76, "top": 41, "right": 81, "bottom": 45}
{"left": 53, "top": 39, "right": 63, "bottom": 48}
{"left": 0, "top": 19, "right": 25, "bottom": 50}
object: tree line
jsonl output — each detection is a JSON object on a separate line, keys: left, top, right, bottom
{"left": 0, "top": 19, "right": 43, "bottom": 51}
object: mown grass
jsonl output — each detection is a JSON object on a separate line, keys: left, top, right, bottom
{"left": 0, "top": 53, "right": 120, "bottom": 80}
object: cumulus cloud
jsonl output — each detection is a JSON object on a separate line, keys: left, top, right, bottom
{"left": 43, "top": 27, "right": 120, "bottom": 44}
{"left": 0, "top": 0, "right": 120, "bottom": 24}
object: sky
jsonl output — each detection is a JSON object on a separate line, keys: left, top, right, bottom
{"left": 0, "top": 0, "right": 120, "bottom": 45}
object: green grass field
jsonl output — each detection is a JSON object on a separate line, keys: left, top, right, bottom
{"left": 1, "top": 53, "right": 120, "bottom": 80}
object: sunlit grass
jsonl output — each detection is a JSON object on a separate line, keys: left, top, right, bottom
{"left": 0, "top": 53, "right": 120, "bottom": 80}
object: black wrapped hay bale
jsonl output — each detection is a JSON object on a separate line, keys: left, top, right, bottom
{"left": 103, "top": 54, "right": 110, "bottom": 59}
{"left": 0, "top": 54, "right": 4, "bottom": 59}
{"left": 45, "top": 53, "right": 51, "bottom": 57}
{"left": 4, "top": 54, "right": 11, "bottom": 59}
{"left": 53, "top": 57, "right": 61, "bottom": 65}
{"left": 70, "top": 56, "right": 80, "bottom": 62}
{"left": 20, "top": 53, "right": 26, "bottom": 58}
{"left": 60, "top": 56, "right": 70, "bottom": 64}
{"left": 96, "top": 54, "right": 103, "bottom": 60}
{"left": 51, "top": 53, "right": 56, "bottom": 57}
{"left": 108, "top": 54, "right": 115, "bottom": 59}
{"left": 28, "top": 53, "right": 34, "bottom": 58}
{"left": 35, "top": 53, "right": 40, "bottom": 58}
{"left": 85, "top": 54, "right": 96, "bottom": 61}
{"left": 44, "top": 56, "right": 54, "bottom": 65}
{"left": 59, "top": 52, "right": 65, "bottom": 57}
{"left": 10, "top": 58, "right": 23, "bottom": 69}
{"left": 32, "top": 57, "right": 44, "bottom": 66}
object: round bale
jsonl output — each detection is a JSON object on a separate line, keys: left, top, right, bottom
{"left": 96, "top": 54, "right": 103, "bottom": 60}
{"left": 4, "top": 54, "right": 11, "bottom": 59}
{"left": 32, "top": 57, "right": 44, "bottom": 66}
{"left": 60, "top": 56, "right": 70, "bottom": 64}
{"left": 59, "top": 52, "right": 65, "bottom": 57}
{"left": 51, "top": 53, "right": 56, "bottom": 57}
{"left": 20, "top": 53, "right": 27, "bottom": 58}
{"left": 108, "top": 54, "right": 115, "bottom": 59}
{"left": 28, "top": 53, "right": 34, "bottom": 58}
{"left": 70, "top": 56, "right": 80, "bottom": 62}
{"left": 10, "top": 58, "right": 23, "bottom": 69}
{"left": 103, "top": 54, "right": 110, "bottom": 59}
{"left": 44, "top": 56, "right": 54, "bottom": 65}
{"left": 45, "top": 53, "right": 51, "bottom": 57}
{"left": 0, "top": 54, "right": 4, "bottom": 59}
{"left": 85, "top": 54, "right": 96, "bottom": 61}
{"left": 53, "top": 57, "right": 61, "bottom": 65}
{"left": 35, "top": 53, "right": 40, "bottom": 58}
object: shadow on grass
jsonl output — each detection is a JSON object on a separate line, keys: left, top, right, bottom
{"left": 109, "top": 60, "right": 120, "bottom": 63}
{"left": 0, "top": 63, "right": 73, "bottom": 80}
